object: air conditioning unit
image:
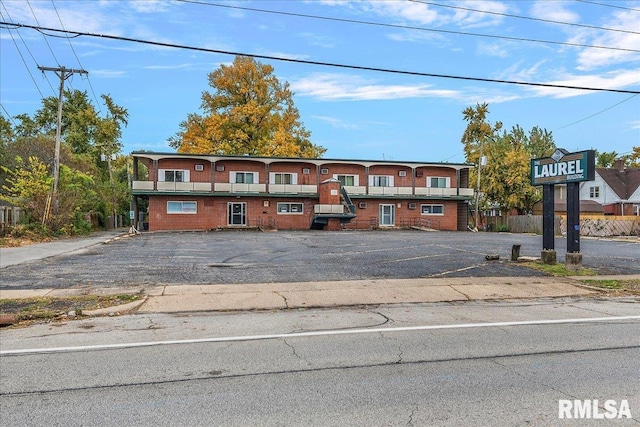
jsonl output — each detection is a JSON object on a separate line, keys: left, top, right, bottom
{"left": 195, "top": 164, "right": 204, "bottom": 171}
{"left": 216, "top": 165, "right": 225, "bottom": 172}
{"left": 321, "top": 168, "right": 329, "bottom": 175}
{"left": 408, "top": 202, "right": 417, "bottom": 209}
{"left": 303, "top": 168, "right": 310, "bottom": 174}
{"left": 358, "top": 202, "right": 367, "bottom": 209}
{"left": 398, "top": 170, "right": 407, "bottom": 177}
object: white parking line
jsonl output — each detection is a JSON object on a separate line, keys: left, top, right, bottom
{"left": 2, "top": 315, "right": 639, "bottom": 356}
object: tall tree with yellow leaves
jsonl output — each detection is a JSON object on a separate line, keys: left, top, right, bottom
{"left": 169, "top": 56, "right": 325, "bottom": 158}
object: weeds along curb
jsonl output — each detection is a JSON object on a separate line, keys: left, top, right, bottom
{"left": 82, "top": 297, "right": 147, "bottom": 316}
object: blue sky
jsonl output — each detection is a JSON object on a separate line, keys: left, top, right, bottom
{"left": 1, "top": 0, "right": 639, "bottom": 164}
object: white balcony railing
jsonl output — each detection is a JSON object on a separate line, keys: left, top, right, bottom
{"left": 314, "top": 204, "right": 346, "bottom": 214}
{"left": 343, "top": 185, "right": 367, "bottom": 195}
{"left": 269, "top": 184, "right": 317, "bottom": 194}
{"left": 368, "top": 186, "right": 413, "bottom": 196}
{"left": 132, "top": 181, "right": 154, "bottom": 191}
{"left": 214, "top": 183, "right": 266, "bottom": 193}
{"left": 156, "top": 182, "right": 212, "bottom": 192}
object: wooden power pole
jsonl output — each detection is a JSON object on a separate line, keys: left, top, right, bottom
{"left": 38, "top": 66, "right": 88, "bottom": 216}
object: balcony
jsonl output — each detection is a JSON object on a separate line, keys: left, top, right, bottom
{"left": 157, "top": 182, "right": 212, "bottom": 192}
{"left": 368, "top": 186, "right": 413, "bottom": 196}
{"left": 343, "top": 185, "right": 367, "bottom": 195}
{"left": 314, "top": 204, "right": 347, "bottom": 214}
{"left": 214, "top": 183, "right": 266, "bottom": 193}
{"left": 269, "top": 184, "right": 317, "bottom": 194}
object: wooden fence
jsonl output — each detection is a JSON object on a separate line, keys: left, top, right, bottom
{"left": 485, "top": 215, "right": 640, "bottom": 237}
{"left": 0, "top": 206, "right": 28, "bottom": 235}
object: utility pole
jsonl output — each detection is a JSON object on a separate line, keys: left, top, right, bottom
{"left": 38, "top": 66, "right": 88, "bottom": 216}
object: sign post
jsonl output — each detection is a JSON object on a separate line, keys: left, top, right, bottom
{"left": 531, "top": 149, "right": 595, "bottom": 269}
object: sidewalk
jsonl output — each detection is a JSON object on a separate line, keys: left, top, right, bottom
{"left": 1, "top": 275, "right": 630, "bottom": 315}
{"left": 0, "top": 230, "right": 130, "bottom": 269}
{"left": 1, "top": 230, "right": 638, "bottom": 315}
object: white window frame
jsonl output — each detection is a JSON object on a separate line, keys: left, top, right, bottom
{"left": 335, "top": 174, "right": 358, "bottom": 186}
{"left": 270, "top": 172, "right": 298, "bottom": 185}
{"left": 370, "top": 175, "right": 394, "bottom": 187}
{"left": 230, "top": 171, "right": 258, "bottom": 184}
{"left": 634, "top": 204, "right": 639, "bottom": 216}
{"left": 427, "top": 177, "right": 450, "bottom": 188}
{"left": 159, "top": 169, "right": 190, "bottom": 182}
{"left": 589, "top": 186, "right": 600, "bottom": 198}
{"left": 379, "top": 204, "right": 395, "bottom": 226}
{"left": 167, "top": 201, "right": 197, "bottom": 214}
{"left": 277, "top": 202, "right": 304, "bottom": 214}
{"left": 421, "top": 204, "right": 444, "bottom": 215}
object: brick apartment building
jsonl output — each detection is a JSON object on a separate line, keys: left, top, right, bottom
{"left": 131, "top": 152, "right": 475, "bottom": 232}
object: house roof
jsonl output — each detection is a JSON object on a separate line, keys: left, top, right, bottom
{"left": 596, "top": 166, "right": 640, "bottom": 200}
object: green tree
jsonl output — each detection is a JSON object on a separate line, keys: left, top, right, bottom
{"left": 1, "top": 156, "right": 52, "bottom": 224}
{"left": 461, "top": 103, "right": 556, "bottom": 218}
{"left": 595, "top": 150, "right": 618, "bottom": 167}
{"left": 170, "top": 56, "right": 325, "bottom": 158}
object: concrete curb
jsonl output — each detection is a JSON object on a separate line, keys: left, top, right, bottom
{"left": 82, "top": 297, "right": 147, "bottom": 317}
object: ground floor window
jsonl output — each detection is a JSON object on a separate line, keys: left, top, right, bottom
{"left": 277, "top": 202, "right": 304, "bottom": 214}
{"left": 167, "top": 201, "right": 197, "bottom": 214}
{"left": 421, "top": 204, "right": 444, "bottom": 215}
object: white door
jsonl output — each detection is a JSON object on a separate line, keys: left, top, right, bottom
{"left": 228, "top": 202, "right": 247, "bottom": 226}
{"left": 379, "top": 204, "right": 395, "bottom": 226}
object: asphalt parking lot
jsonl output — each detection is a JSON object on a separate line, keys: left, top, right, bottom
{"left": 1, "top": 230, "right": 639, "bottom": 290}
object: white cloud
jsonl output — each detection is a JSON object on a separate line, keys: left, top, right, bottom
{"left": 529, "top": 1, "right": 579, "bottom": 24}
{"left": 528, "top": 69, "right": 640, "bottom": 98}
{"left": 476, "top": 42, "right": 508, "bottom": 58}
{"left": 312, "top": 116, "right": 360, "bottom": 130}
{"left": 291, "top": 73, "right": 461, "bottom": 101}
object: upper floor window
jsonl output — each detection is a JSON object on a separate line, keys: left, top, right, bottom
{"left": 231, "top": 172, "right": 257, "bottom": 184}
{"left": 589, "top": 186, "right": 600, "bottom": 198}
{"left": 428, "top": 177, "right": 450, "bottom": 188}
{"left": 159, "top": 169, "right": 189, "bottom": 182}
{"left": 370, "top": 175, "right": 393, "bottom": 187}
{"left": 270, "top": 172, "right": 297, "bottom": 185}
{"left": 336, "top": 174, "right": 358, "bottom": 186}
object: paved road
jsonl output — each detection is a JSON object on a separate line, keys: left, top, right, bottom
{"left": 1, "top": 231, "right": 639, "bottom": 290}
{"left": 1, "top": 299, "right": 638, "bottom": 425}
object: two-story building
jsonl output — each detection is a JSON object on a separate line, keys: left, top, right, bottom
{"left": 131, "top": 152, "right": 474, "bottom": 232}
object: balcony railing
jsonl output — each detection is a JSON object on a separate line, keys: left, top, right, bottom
{"left": 214, "top": 183, "right": 266, "bottom": 193}
{"left": 314, "top": 204, "right": 346, "bottom": 214}
{"left": 133, "top": 180, "right": 475, "bottom": 198}
{"left": 269, "top": 184, "right": 317, "bottom": 194}
{"left": 368, "top": 186, "right": 413, "bottom": 196}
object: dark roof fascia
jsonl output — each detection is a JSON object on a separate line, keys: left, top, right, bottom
{"left": 130, "top": 151, "right": 474, "bottom": 169}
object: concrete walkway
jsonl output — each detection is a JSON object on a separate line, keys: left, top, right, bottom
{"left": 1, "top": 230, "right": 638, "bottom": 315}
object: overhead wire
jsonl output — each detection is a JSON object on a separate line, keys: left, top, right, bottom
{"left": 411, "top": 0, "right": 640, "bottom": 35}
{"left": 0, "top": 7, "right": 49, "bottom": 98}
{"left": 574, "top": 0, "right": 640, "bottom": 13}
{"left": 2, "top": 20, "right": 639, "bottom": 96}
{"left": 553, "top": 94, "right": 640, "bottom": 132}
{"left": 1, "top": 103, "right": 19, "bottom": 126}
{"left": 174, "top": 0, "right": 639, "bottom": 53}
{"left": 50, "top": 0, "right": 102, "bottom": 112}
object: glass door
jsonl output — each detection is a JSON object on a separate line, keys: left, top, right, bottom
{"left": 379, "top": 204, "right": 395, "bottom": 226}
{"left": 228, "top": 202, "right": 247, "bottom": 226}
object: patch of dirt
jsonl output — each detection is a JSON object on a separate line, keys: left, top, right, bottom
{"left": 0, "top": 294, "right": 143, "bottom": 327}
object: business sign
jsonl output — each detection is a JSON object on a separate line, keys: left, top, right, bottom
{"left": 531, "top": 149, "right": 595, "bottom": 186}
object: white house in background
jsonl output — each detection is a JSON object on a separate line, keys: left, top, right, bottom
{"left": 579, "top": 159, "right": 640, "bottom": 216}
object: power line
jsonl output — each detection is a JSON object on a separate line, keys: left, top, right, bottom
{"left": 554, "top": 94, "right": 640, "bottom": 131}
{"left": 26, "top": 0, "right": 60, "bottom": 66}
{"left": 411, "top": 0, "right": 640, "bottom": 35}
{"left": 0, "top": 5, "right": 53, "bottom": 97}
{"left": 0, "top": 103, "right": 19, "bottom": 126}
{"left": 574, "top": 0, "right": 640, "bottom": 13}
{"left": 175, "top": 0, "right": 639, "bottom": 54}
{"left": 3, "top": 20, "right": 639, "bottom": 95}
{"left": 50, "top": 0, "right": 102, "bottom": 112}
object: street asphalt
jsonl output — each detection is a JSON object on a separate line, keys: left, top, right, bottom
{"left": 1, "top": 229, "right": 638, "bottom": 316}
